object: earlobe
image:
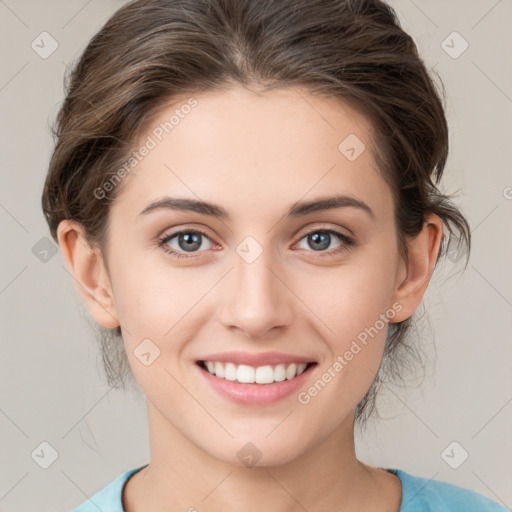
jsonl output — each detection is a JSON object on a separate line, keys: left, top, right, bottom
{"left": 56, "top": 220, "right": 120, "bottom": 329}
{"left": 391, "top": 214, "right": 444, "bottom": 323}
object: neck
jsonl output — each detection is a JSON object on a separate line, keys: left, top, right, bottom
{"left": 124, "top": 401, "right": 391, "bottom": 512}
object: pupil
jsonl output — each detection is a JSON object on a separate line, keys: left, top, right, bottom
{"left": 310, "top": 232, "right": 329, "bottom": 251}
{"left": 180, "top": 233, "right": 201, "bottom": 252}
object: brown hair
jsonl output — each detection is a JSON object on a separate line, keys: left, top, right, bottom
{"left": 42, "top": 0, "right": 470, "bottom": 425}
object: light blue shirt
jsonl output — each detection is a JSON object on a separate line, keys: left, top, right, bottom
{"left": 73, "top": 465, "right": 509, "bottom": 511}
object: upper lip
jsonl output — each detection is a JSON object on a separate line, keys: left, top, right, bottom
{"left": 197, "top": 351, "right": 316, "bottom": 367}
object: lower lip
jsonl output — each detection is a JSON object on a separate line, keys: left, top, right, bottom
{"left": 196, "top": 363, "right": 316, "bottom": 406}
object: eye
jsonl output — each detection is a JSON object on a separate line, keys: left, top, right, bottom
{"left": 157, "top": 229, "right": 214, "bottom": 259}
{"left": 295, "top": 228, "right": 354, "bottom": 257}
{"left": 157, "top": 227, "right": 355, "bottom": 260}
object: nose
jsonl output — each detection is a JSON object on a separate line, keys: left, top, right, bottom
{"left": 218, "top": 247, "right": 294, "bottom": 340}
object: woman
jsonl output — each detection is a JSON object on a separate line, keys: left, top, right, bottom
{"left": 41, "top": 0, "right": 507, "bottom": 510}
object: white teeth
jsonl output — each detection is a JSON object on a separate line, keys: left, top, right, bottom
{"left": 214, "top": 361, "right": 225, "bottom": 378}
{"left": 297, "top": 363, "right": 307, "bottom": 375}
{"left": 285, "top": 363, "right": 297, "bottom": 380}
{"left": 202, "top": 361, "right": 312, "bottom": 384}
{"left": 237, "top": 364, "right": 255, "bottom": 383}
{"left": 255, "top": 365, "right": 274, "bottom": 384}
{"left": 224, "top": 362, "right": 237, "bottom": 381}
{"left": 274, "top": 364, "right": 286, "bottom": 382}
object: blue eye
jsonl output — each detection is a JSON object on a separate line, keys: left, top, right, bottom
{"left": 158, "top": 229, "right": 213, "bottom": 259}
{"left": 157, "top": 228, "right": 354, "bottom": 259}
{"left": 296, "top": 229, "right": 354, "bottom": 255}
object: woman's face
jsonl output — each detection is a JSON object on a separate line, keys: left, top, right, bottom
{"left": 101, "top": 86, "right": 408, "bottom": 466}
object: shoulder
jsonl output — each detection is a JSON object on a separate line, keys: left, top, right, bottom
{"left": 72, "top": 465, "right": 148, "bottom": 512}
{"left": 390, "top": 468, "right": 509, "bottom": 512}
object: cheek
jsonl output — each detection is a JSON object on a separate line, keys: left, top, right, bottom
{"left": 108, "top": 254, "right": 215, "bottom": 360}
{"left": 298, "top": 250, "right": 397, "bottom": 346}
{"left": 109, "top": 250, "right": 180, "bottom": 327}
{"left": 108, "top": 257, "right": 200, "bottom": 397}
{"left": 292, "top": 245, "right": 398, "bottom": 400}
{"left": 293, "top": 273, "right": 393, "bottom": 427}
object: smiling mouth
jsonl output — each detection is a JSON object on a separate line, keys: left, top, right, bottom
{"left": 197, "top": 360, "right": 317, "bottom": 385}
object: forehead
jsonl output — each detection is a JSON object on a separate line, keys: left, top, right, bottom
{"left": 112, "top": 86, "right": 393, "bottom": 221}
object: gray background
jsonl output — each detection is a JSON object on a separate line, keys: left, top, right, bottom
{"left": 0, "top": 1, "right": 511, "bottom": 510}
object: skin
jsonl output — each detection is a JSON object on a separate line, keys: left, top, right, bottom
{"left": 58, "top": 85, "right": 443, "bottom": 512}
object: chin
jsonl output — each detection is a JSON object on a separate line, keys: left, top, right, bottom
{"left": 202, "top": 435, "right": 310, "bottom": 469}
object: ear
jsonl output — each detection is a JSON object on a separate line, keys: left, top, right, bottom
{"left": 391, "top": 214, "right": 444, "bottom": 322}
{"left": 57, "top": 220, "right": 120, "bottom": 329}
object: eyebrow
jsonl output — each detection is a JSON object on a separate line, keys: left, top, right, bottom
{"left": 138, "top": 194, "right": 375, "bottom": 220}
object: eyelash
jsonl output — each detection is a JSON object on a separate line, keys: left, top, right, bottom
{"left": 156, "top": 227, "right": 355, "bottom": 260}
